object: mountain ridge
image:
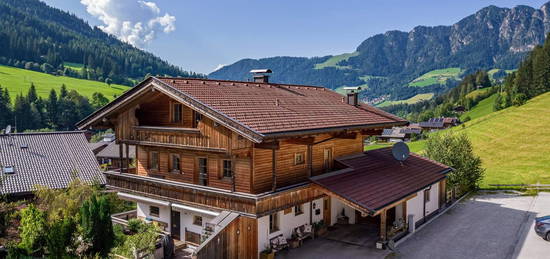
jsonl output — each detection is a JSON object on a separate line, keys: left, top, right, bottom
{"left": 210, "top": 2, "right": 550, "bottom": 101}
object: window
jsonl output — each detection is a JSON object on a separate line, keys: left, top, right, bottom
{"left": 172, "top": 103, "right": 183, "bottom": 123}
{"left": 170, "top": 154, "right": 181, "bottom": 173}
{"left": 269, "top": 212, "right": 279, "bottom": 233}
{"left": 424, "top": 189, "right": 431, "bottom": 202}
{"left": 222, "top": 160, "right": 233, "bottom": 178}
{"left": 193, "top": 215, "right": 203, "bottom": 226}
{"left": 294, "top": 204, "right": 304, "bottom": 216}
{"left": 193, "top": 111, "right": 203, "bottom": 127}
{"left": 294, "top": 152, "right": 305, "bottom": 165}
{"left": 149, "top": 151, "right": 159, "bottom": 170}
{"left": 198, "top": 158, "right": 208, "bottom": 186}
{"left": 150, "top": 206, "right": 160, "bottom": 217}
{"left": 2, "top": 166, "right": 14, "bottom": 174}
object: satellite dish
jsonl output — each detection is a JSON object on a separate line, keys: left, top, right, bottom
{"left": 5, "top": 125, "right": 11, "bottom": 134}
{"left": 392, "top": 142, "right": 410, "bottom": 161}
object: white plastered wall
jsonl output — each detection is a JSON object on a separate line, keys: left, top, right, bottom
{"left": 406, "top": 181, "right": 440, "bottom": 225}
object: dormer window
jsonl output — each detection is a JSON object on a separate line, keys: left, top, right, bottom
{"left": 3, "top": 166, "right": 14, "bottom": 174}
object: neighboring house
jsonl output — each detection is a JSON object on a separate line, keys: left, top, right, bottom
{"left": 0, "top": 131, "right": 105, "bottom": 198}
{"left": 378, "top": 126, "right": 421, "bottom": 142}
{"left": 95, "top": 141, "right": 136, "bottom": 170}
{"left": 89, "top": 134, "right": 136, "bottom": 171}
{"left": 76, "top": 72, "right": 453, "bottom": 258}
{"left": 419, "top": 117, "right": 459, "bottom": 131}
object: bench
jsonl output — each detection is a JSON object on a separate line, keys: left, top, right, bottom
{"left": 293, "top": 224, "right": 314, "bottom": 242}
{"left": 269, "top": 234, "right": 289, "bottom": 253}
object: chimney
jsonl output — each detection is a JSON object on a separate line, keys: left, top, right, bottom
{"left": 343, "top": 86, "right": 362, "bottom": 106}
{"left": 250, "top": 69, "right": 272, "bottom": 83}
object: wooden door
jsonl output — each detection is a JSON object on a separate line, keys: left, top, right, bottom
{"left": 171, "top": 210, "right": 181, "bottom": 240}
{"left": 323, "top": 197, "right": 331, "bottom": 225}
{"left": 198, "top": 158, "right": 208, "bottom": 186}
{"left": 323, "top": 148, "right": 333, "bottom": 172}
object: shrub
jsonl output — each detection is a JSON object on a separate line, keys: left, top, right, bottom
{"left": 425, "top": 132, "right": 484, "bottom": 191}
{"left": 80, "top": 194, "right": 114, "bottom": 257}
{"left": 18, "top": 204, "right": 47, "bottom": 255}
{"left": 46, "top": 216, "right": 76, "bottom": 257}
{"left": 112, "top": 222, "right": 160, "bottom": 258}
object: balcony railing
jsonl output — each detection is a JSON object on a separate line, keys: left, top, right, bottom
{"left": 128, "top": 126, "right": 227, "bottom": 152}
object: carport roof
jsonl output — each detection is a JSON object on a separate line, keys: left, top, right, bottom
{"left": 310, "top": 148, "right": 451, "bottom": 214}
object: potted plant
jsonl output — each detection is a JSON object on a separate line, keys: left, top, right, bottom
{"left": 313, "top": 220, "right": 328, "bottom": 237}
{"left": 260, "top": 246, "right": 275, "bottom": 259}
{"left": 289, "top": 234, "right": 300, "bottom": 249}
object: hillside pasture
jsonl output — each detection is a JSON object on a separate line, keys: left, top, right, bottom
{"left": 0, "top": 65, "right": 130, "bottom": 101}
{"left": 377, "top": 93, "right": 434, "bottom": 107}
{"left": 314, "top": 52, "right": 359, "bottom": 70}
{"left": 409, "top": 67, "right": 461, "bottom": 87}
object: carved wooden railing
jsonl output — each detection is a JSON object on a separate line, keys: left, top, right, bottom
{"left": 128, "top": 126, "right": 227, "bottom": 152}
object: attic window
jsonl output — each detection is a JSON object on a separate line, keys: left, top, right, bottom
{"left": 3, "top": 166, "right": 14, "bottom": 174}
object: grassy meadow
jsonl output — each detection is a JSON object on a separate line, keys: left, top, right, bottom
{"left": 0, "top": 65, "right": 130, "bottom": 101}
{"left": 409, "top": 67, "right": 462, "bottom": 87}
{"left": 460, "top": 93, "right": 497, "bottom": 121}
{"left": 377, "top": 93, "right": 434, "bottom": 107}
{"left": 314, "top": 52, "right": 359, "bottom": 70}
{"left": 369, "top": 92, "right": 550, "bottom": 188}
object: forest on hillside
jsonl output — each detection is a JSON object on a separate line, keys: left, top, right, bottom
{"left": 0, "top": 84, "right": 107, "bottom": 132}
{"left": 0, "top": 0, "right": 203, "bottom": 86}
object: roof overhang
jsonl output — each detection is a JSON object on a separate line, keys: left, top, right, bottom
{"left": 76, "top": 77, "right": 266, "bottom": 143}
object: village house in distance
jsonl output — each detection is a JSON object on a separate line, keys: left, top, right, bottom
{"left": 77, "top": 70, "right": 454, "bottom": 258}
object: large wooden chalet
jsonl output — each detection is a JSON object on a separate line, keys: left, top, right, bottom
{"left": 77, "top": 72, "right": 452, "bottom": 258}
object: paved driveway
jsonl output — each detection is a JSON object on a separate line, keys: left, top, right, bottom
{"left": 396, "top": 192, "right": 550, "bottom": 259}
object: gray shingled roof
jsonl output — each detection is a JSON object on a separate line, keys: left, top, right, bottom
{"left": 95, "top": 141, "right": 135, "bottom": 159}
{"left": 0, "top": 131, "right": 105, "bottom": 196}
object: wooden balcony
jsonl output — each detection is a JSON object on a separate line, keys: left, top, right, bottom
{"left": 126, "top": 126, "right": 227, "bottom": 153}
{"left": 105, "top": 171, "right": 325, "bottom": 217}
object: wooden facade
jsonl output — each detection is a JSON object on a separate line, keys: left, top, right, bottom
{"left": 95, "top": 85, "right": 400, "bottom": 257}
{"left": 194, "top": 216, "right": 258, "bottom": 259}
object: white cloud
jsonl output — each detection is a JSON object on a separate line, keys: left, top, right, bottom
{"left": 80, "top": 0, "right": 176, "bottom": 47}
{"left": 213, "top": 64, "right": 227, "bottom": 72}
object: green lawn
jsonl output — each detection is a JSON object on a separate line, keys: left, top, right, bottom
{"left": 364, "top": 141, "right": 426, "bottom": 153}
{"left": 409, "top": 67, "right": 462, "bottom": 87}
{"left": 0, "top": 65, "right": 130, "bottom": 101}
{"left": 314, "top": 52, "right": 359, "bottom": 70}
{"left": 460, "top": 93, "right": 497, "bottom": 121}
{"left": 377, "top": 93, "right": 434, "bottom": 107}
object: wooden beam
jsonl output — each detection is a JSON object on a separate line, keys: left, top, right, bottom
{"left": 285, "top": 137, "right": 315, "bottom": 145}
{"left": 312, "top": 185, "right": 371, "bottom": 215}
{"left": 271, "top": 148, "right": 277, "bottom": 192}
{"left": 307, "top": 144, "right": 313, "bottom": 177}
{"left": 373, "top": 193, "right": 417, "bottom": 216}
{"left": 360, "top": 128, "right": 383, "bottom": 136}
{"left": 331, "top": 132, "right": 357, "bottom": 139}
{"left": 118, "top": 141, "right": 124, "bottom": 172}
{"left": 254, "top": 141, "right": 279, "bottom": 150}
{"left": 380, "top": 209, "right": 387, "bottom": 241}
{"left": 125, "top": 143, "right": 130, "bottom": 173}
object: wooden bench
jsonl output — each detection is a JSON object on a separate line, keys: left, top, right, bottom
{"left": 269, "top": 234, "right": 289, "bottom": 253}
{"left": 293, "top": 224, "right": 314, "bottom": 242}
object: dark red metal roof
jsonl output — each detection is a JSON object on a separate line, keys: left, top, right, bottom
{"left": 311, "top": 148, "right": 451, "bottom": 213}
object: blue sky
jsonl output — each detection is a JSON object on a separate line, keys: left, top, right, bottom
{"left": 43, "top": 0, "right": 549, "bottom": 74}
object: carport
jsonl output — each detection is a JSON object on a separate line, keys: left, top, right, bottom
{"left": 309, "top": 148, "right": 451, "bottom": 245}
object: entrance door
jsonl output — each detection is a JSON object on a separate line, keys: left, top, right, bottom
{"left": 171, "top": 211, "right": 181, "bottom": 240}
{"left": 323, "top": 148, "right": 333, "bottom": 172}
{"left": 198, "top": 158, "right": 208, "bottom": 186}
{"left": 323, "top": 197, "right": 331, "bottom": 225}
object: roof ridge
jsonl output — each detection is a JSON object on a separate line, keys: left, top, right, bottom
{"left": 157, "top": 76, "right": 327, "bottom": 89}
{"left": 0, "top": 130, "right": 86, "bottom": 137}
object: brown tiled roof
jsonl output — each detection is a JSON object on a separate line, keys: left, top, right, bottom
{"left": 156, "top": 78, "right": 406, "bottom": 135}
{"left": 0, "top": 131, "right": 105, "bottom": 196}
{"left": 310, "top": 148, "right": 451, "bottom": 213}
